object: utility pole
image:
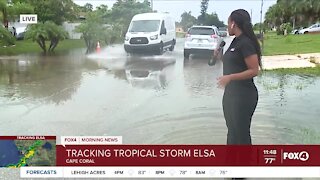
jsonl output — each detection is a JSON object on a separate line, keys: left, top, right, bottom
{"left": 259, "top": 0, "right": 263, "bottom": 35}
{"left": 250, "top": 9, "right": 253, "bottom": 23}
{"left": 151, "top": 0, "right": 153, "bottom": 11}
{"left": 260, "top": 0, "right": 264, "bottom": 52}
{"left": 293, "top": 7, "right": 296, "bottom": 30}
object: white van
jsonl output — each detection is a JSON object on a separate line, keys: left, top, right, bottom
{"left": 124, "top": 13, "right": 176, "bottom": 55}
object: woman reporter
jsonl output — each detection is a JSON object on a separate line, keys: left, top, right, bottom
{"left": 217, "top": 9, "right": 262, "bottom": 145}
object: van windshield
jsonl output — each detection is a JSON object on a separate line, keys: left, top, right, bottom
{"left": 129, "top": 20, "right": 160, "bottom": 32}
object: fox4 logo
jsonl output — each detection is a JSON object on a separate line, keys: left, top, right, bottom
{"left": 283, "top": 151, "right": 309, "bottom": 161}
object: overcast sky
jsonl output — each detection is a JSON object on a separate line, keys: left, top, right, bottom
{"left": 73, "top": 0, "right": 277, "bottom": 24}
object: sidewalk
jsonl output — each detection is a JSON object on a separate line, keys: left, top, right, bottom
{"left": 262, "top": 53, "right": 320, "bottom": 70}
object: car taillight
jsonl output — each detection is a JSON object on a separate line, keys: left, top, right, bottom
{"left": 211, "top": 34, "right": 218, "bottom": 38}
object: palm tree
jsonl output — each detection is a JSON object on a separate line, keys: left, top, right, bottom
{"left": 25, "top": 24, "right": 49, "bottom": 53}
{"left": 25, "top": 22, "right": 68, "bottom": 53}
{"left": 0, "top": 25, "right": 15, "bottom": 45}
{"left": 45, "top": 21, "right": 68, "bottom": 52}
{"left": 311, "top": 0, "right": 320, "bottom": 22}
{"left": 297, "top": 0, "right": 320, "bottom": 25}
{"left": 0, "top": 0, "right": 33, "bottom": 28}
{"left": 0, "top": 0, "right": 8, "bottom": 27}
{"left": 265, "top": 4, "right": 282, "bottom": 27}
{"left": 265, "top": 0, "right": 320, "bottom": 29}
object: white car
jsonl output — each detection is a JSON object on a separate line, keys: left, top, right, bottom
{"left": 7, "top": 26, "right": 27, "bottom": 40}
{"left": 299, "top": 23, "right": 320, "bottom": 34}
{"left": 184, "top": 25, "right": 223, "bottom": 59}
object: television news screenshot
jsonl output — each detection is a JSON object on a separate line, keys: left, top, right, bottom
{"left": 1, "top": 0, "right": 320, "bottom": 179}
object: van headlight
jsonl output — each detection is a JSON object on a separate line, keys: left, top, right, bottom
{"left": 150, "top": 35, "right": 158, "bottom": 40}
{"left": 125, "top": 36, "right": 130, "bottom": 41}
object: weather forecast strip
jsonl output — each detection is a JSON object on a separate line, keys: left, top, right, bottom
{"left": 20, "top": 166, "right": 320, "bottom": 178}
{"left": 55, "top": 145, "right": 320, "bottom": 166}
{"left": 0, "top": 136, "right": 56, "bottom": 168}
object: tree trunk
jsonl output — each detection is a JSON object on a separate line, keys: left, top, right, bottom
{"left": 36, "top": 40, "right": 45, "bottom": 53}
{"left": 49, "top": 40, "right": 54, "bottom": 52}
{"left": 2, "top": 8, "right": 8, "bottom": 28}
{"left": 89, "top": 41, "right": 95, "bottom": 53}
{"left": 51, "top": 39, "right": 59, "bottom": 52}
{"left": 36, "top": 36, "right": 46, "bottom": 53}
{"left": 84, "top": 35, "right": 94, "bottom": 54}
{"left": 49, "top": 38, "right": 59, "bottom": 52}
{"left": 293, "top": 17, "right": 296, "bottom": 30}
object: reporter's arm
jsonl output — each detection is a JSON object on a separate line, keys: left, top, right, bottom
{"left": 228, "top": 54, "right": 259, "bottom": 80}
{"left": 217, "top": 54, "right": 259, "bottom": 88}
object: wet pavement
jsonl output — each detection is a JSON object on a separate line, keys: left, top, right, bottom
{"left": 0, "top": 38, "right": 320, "bottom": 145}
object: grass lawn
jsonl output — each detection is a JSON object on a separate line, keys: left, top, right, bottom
{"left": 176, "top": 32, "right": 186, "bottom": 38}
{"left": 263, "top": 65, "right": 320, "bottom": 76}
{"left": 0, "top": 39, "right": 86, "bottom": 56}
{"left": 262, "top": 32, "right": 320, "bottom": 56}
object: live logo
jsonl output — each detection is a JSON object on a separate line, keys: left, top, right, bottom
{"left": 20, "top": 14, "right": 37, "bottom": 24}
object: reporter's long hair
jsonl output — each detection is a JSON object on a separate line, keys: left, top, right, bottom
{"left": 230, "top": 9, "right": 262, "bottom": 69}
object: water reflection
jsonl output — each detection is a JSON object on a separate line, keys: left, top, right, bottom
{"left": 183, "top": 55, "right": 223, "bottom": 97}
{"left": 101, "top": 55, "right": 176, "bottom": 89}
{"left": 255, "top": 72, "right": 320, "bottom": 143}
{"left": 257, "top": 72, "right": 318, "bottom": 112}
{"left": 0, "top": 54, "right": 98, "bottom": 105}
{"left": 124, "top": 57, "right": 176, "bottom": 89}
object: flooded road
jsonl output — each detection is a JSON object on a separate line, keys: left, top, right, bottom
{"left": 1, "top": 39, "right": 320, "bottom": 144}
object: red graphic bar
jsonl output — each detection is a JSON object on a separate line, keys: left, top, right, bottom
{"left": 0, "top": 136, "right": 56, "bottom": 140}
{"left": 56, "top": 145, "right": 320, "bottom": 166}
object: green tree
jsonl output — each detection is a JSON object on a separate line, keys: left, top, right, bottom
{"left": 279, "top": 22, "right": 292, "bottom": 35}
{"left": 0, "top": 0, "right": 33, "bottom": 27}
{"left": 75, "top": 11, "right": 109, "bottom": 53}
{"left": 25, "top": 23, "right": 48, "bottom": 52}
{"left": 265, "top": 4, "right": 278, "bottom": 27}
{"left": 299, "top": 0, "right": 320, "bottom": 24}
{"left": 75, "top": 0, "right": 152, "bottom": 53}
{"left": 95, "top": 4, "right": 111, "bottom": 22}
{"left": 45, "top": 22, "right": 69, "bottom": 52}
{"left": 198, "top": 0, "right": 209, "bottom": 25}
{"left": 27, "top": 0, "right": 77, "bottom": 25}
{"left": 0, "top": 0, "right": 8, "bottom": 26}
{"left": 180, "top": 11, "right": 197, "bottom": 31}
{"left": 0, "top": 0, "right": 32, "bottom": 45}
{"left": 0, "top": 26, "right": 15, "bottom": 46}
{"left": 265, "top": 0, "right": 320, "bottom": 29}
{"left": 110, "top": 0, "right": 152, "bottom": 37}
{"left": 7, "top": 2, "right": 34, "bottom": 20}
{"left": 253, "top": 23, "right": 267, "bottom": 32}
{"left": 25, "top": 21, "right": 68, "bottom": 53}
{"left": 83, "top": 3, "right": 93, "bottom": 12}
{"left": 203, "top": 12, "right": 225, "bottom": 27}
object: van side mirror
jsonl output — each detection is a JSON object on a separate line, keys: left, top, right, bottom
{"left": 161, "top": 28, "right": 167, "bottom": 35}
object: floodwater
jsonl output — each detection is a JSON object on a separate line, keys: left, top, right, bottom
{"left": 0, "top": 38, "right": 320, "bottom": 145}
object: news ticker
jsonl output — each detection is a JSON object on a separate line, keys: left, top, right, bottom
{"left": 20, "top": 166, "right": 320, "bottom": 178}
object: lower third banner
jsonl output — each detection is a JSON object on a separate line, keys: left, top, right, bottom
{"left": 56, "top": 145, "right": 320, "bottom": 166}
